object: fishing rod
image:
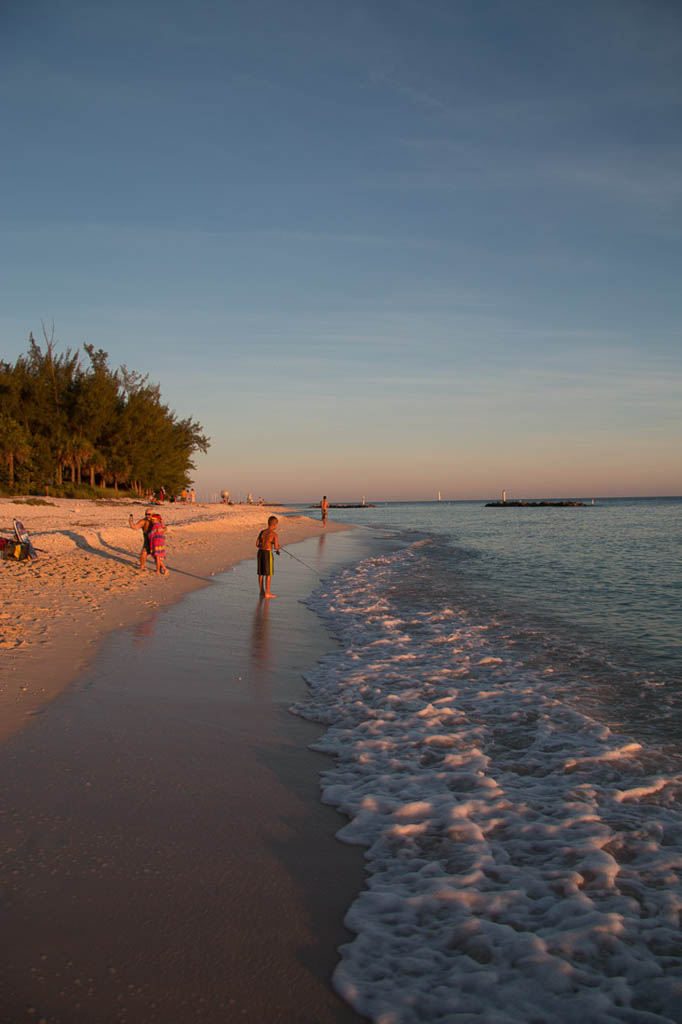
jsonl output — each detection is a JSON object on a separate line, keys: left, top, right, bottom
{"left": 279, "top": 546, "right": 322, "bottom": 577}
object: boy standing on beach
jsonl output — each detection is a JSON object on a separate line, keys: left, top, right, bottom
{"left": 256, "top": 515, "right": 280, "bottom": 598}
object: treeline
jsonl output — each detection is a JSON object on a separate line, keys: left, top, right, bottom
{"left": 0, "top": 329, "right": 209, "bottom": 496}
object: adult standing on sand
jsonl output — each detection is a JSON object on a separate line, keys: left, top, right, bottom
{"left": 321, "top": 495, "right": 329, "bottom": 527}
{"left": 129, "top": 510, "right": 168, "bottom": 575}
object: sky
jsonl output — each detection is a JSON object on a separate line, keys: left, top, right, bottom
{"left": 2, "top": 0, "right": 681, "bottom": 501}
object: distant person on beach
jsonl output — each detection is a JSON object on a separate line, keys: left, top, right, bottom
{"left": 180, "top": 488, "right": 187, "bottom": 503}
{"left": 129, "top": 510, "right": 168, "bottom": 576}
{"left": 220, "top": 490, "right": 229, "bottom": 504}
{"left": 321, "top": 495, "right": 329, "bottom": 527}
{"left": 256, "top": 515, "right": 280, "bottom": 598}
{"left": 190, "top": 488, "right": 195, "bottom": 504}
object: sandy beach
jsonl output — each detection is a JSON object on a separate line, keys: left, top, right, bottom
{"left": 0, "top": 497, "right": 341, "bottom": 744}
{"left": 0, "top": 501, "right": 386, "bottom": 1022}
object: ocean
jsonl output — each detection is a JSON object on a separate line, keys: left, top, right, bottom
{"left": 291, "top": 498, "right": 682, "bottom": 1023}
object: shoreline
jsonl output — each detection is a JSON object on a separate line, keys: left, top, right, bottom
{"left": 0, "top": 528, "right": 388, "bottom": 1023}
{"left": 0, "top": 497, "right": 345, "bottom": 743}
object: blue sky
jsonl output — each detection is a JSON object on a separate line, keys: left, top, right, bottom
{"left": 2, "top": 0, "right": 680, "bottom": 500}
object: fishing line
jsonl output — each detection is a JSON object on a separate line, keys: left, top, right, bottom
{"left": 279, "top": 546, "right": 322, "bottom": 577}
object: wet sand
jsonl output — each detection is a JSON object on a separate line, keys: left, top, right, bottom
{"left": 0, "top": 530, "right": 388, "bottom": 1023}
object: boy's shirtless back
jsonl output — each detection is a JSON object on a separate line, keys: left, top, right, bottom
{"left": 257, "top": 524, "right": 279, "bottom": 551}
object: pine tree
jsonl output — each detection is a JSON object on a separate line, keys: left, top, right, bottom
{"left": 1, "top": 330, "right": 210, "bottom": 495}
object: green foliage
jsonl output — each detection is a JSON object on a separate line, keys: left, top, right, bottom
{"left": 0, "top": 328, "right": 210, "bottom": 496}
{"left": 12, "top": 498, "right": 56, "bottom": 506}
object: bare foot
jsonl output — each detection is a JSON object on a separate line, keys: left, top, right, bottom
{"left": 265, "top": 593, "right": 277, "bottom": 599}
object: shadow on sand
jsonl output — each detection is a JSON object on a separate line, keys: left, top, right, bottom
{"left": 40, "top": 529, "right": 214, "bottom": 585}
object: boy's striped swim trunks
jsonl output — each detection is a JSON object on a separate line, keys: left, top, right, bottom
{"left": 257, "top": 549, "right": 274, "bottom": 576}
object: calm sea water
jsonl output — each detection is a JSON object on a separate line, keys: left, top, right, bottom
{"left": 315, "top": 497, "right": 682, "bottom": 747}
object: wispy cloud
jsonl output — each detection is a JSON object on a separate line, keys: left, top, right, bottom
{"left": 369, "top": 132, "right": 682, "bottom": 214}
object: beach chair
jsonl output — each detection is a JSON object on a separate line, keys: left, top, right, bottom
{"left": 4, "top": 519, "right": 39, "bottom": 560}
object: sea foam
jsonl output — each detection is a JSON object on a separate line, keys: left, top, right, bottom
{"left": 292, "top": 544, "right": 682, "bottom": 1023}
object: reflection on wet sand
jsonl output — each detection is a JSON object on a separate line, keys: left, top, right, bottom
{"left": 134, "top": 614, "right": 158, "bottom": 645}
{"left": 317, "top": 532, "right": 327, "bottom": 559}
{"left": 250, "top": 597, "right": 271, "bottom": 670}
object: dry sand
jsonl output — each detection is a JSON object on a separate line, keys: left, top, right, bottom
{"left": 0, "top": 497, "right": 338, "bottom": 742}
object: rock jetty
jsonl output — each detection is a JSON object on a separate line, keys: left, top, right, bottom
{"left": 485, "top": 500, "right": 586, "bottom": 507}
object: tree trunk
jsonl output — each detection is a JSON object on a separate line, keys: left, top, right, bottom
{"left": 77, "top": 460, "right": 82, "bottom": 485}
{"left": 8, "top": 451, "right": 14, "bottom": 487}
{"left": 56, "top": 463, "right": 63, "bottom": 486}
{"left": 90, "top": 465, "right": 95, "bottom": 487}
